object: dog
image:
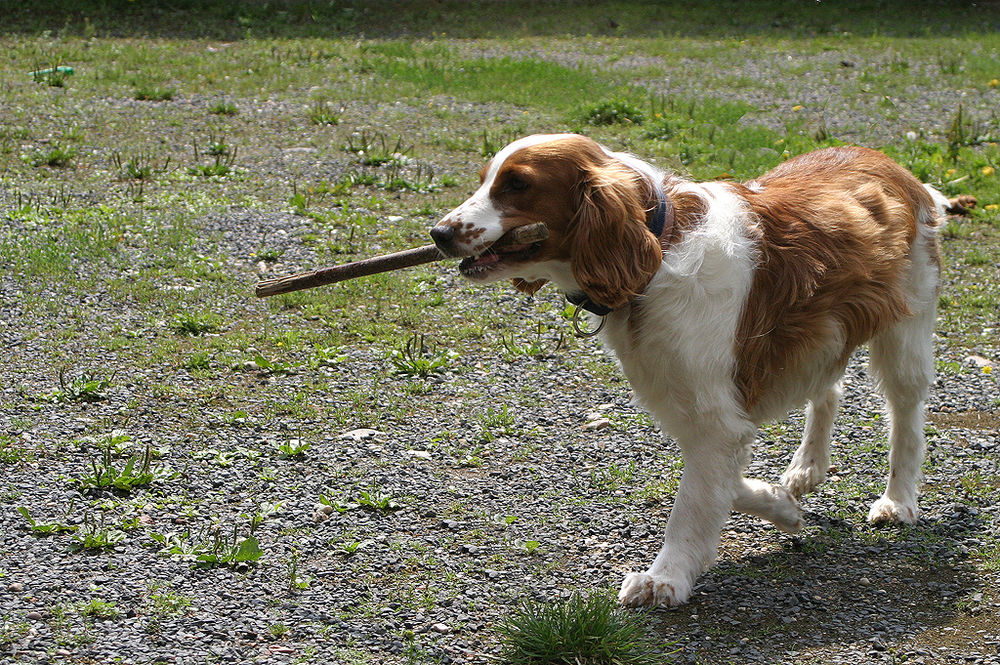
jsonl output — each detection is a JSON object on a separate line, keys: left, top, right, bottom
{"left": 430, "top": 133, "right": 951, "bottom": 607}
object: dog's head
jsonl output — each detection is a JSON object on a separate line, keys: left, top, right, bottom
{"left": 430, "top": 134, "right": 663, "bottom": 311}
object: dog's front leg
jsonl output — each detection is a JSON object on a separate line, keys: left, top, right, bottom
{"left": 618, "top": 434, "right": 746, "bottom": 607}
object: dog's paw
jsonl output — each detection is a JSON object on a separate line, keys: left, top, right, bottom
{"left": 618, "top": 572, "right": 690, "bottom": 608}
{"left": 780, "top": 464, "right": 825, "bottom": 499}
{"left": 867, "top": 496, "right": 919, "bottom": 525}
{"left": 769, "top": 485, "right": 804, "bottom": 533}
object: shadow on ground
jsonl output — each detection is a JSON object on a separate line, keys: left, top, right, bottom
{"left": 651, "top": 509, "right": 998, "bottom": 662}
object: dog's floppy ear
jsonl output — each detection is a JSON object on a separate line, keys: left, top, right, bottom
{"left": 511, "top": 278, "right": 548, "bottom": 295}
{"left": 568, "top": 167, "right": 663, "bottom": 310}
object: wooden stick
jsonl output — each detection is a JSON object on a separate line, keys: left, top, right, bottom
{"left": 255, "top": 223, "right": 549, "bottom": 298}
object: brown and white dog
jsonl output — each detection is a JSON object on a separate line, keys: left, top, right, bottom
{"left": 430, "top": 134, "right": 949, "bottom": 607}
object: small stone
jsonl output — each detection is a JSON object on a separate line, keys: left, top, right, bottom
{"left": 8, "top": 583, "right": 23, "bottom": 593}
{"left": 26, "top": 611, "right": 42, "bottom": 621}
{"left": 859, "top": 577, "right": 871, "bottom": 586}
{"left": 431, "top": 622, "right": 449, "bottom": 634}
{"left": 583, "top": 418, "right": 610, "bottom": 431}
{"left": 965, "top": 354, "right": 993, "bottom": 369}
{"left": 339, "top": 428, "right": 382, "bottom": 441}
{"left": 404, "top": 449, "right": 432, "bottom": 460}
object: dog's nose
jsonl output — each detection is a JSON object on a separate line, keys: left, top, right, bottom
{"left": 430, "top": 225, "right": 455, "bottom": 247}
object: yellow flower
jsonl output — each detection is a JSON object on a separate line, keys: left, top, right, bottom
{"left": 791, "top": 105, "right": 804, "bottom": 112}
{"left": 985, "top": 203, "right": 999, "bottom": 211}
{"left": 945, "top": 168, "right": 957, "bottom": 177}
{"left": 981, "top": 166, "right": 995, "bottom": 177}
{"left": 990, "top": 78, "right": 1000, "bottom": 87}
{"left": 984, "top": 366, "right": 993, "bottom": 374}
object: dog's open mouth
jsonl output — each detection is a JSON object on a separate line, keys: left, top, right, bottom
{"left": 459, "top": 240, "right": 542, "bottom": 278}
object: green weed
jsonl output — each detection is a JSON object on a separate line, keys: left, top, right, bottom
{"left": 74, "top": 445, "right": 176, "bottom": 493}
{"left": 39, "top": 370, "right": 113, "bottom": 403}
{"left": 389, "top": 334, "right": 457, "bottom": 377}
{"left": 112, "top": 150, "right": 171, "bottom": 180}
{"left": 70, "top": 513, "right": 127, "bottom": 551}
{"left": 18, "top": 506, "right": 78, "bottom": 535}
{"left": 307, "top": 99, "right": 341, "bottom": 125}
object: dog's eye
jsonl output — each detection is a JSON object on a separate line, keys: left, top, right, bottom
{"left": 507, "top": 176, "right": 529, "bottom": 192}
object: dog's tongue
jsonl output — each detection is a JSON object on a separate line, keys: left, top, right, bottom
{"left": 461, "top": 253, "right": 500, "bottom": 270}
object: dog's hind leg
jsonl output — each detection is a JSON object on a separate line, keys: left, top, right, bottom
{"left": 866, "top": 306, "right": 935, "bottom": 524}
{"left": 780, "top": 384, "right": 841, "bottom": 498}
{"left": 866, "top": 227, "right": 938, "bottom": 524}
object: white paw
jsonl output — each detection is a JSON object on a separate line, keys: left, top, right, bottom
{"left": 867, "top": 496, "right": 919, "bottom": 524}
{"left": 618, "top": 572, "right": 691, "bottom": 607}
{"left": 780, "top": 464, "right": 826, "bottom": 499}
{"left": 769, "top": 485, "right": 804, "bottom": 533}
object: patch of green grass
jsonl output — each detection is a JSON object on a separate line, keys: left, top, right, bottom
{"left": 30, "top": 144, "right": 76, "bottom": 167}
{"left": 134, "top": 85, "right": 175, "bottom": 101}
{"left": 172, "top": 312, "right": 221, "bottom": 336}
{"left": 147, "top": 588, "right": 193, "bottom": 617}
{"left": 579, "top": 98, "right": 646, "bottom": 126}
{"left": 307, "top": 99, "right": 341, "bottom": 125}
{"left": 0, "top": 436, "right": 33, "bottom": 465}
{"left": 0, "top": 621, "right": 30, "bottom": 649}
{"left": 209, "top": 101, "right": 238, "bottom": 115}
{"left": 76, "top": 599, "right": 119, "bottom": 620}
{"left": 498, "top": 591, "right": 662, "bottom": 665}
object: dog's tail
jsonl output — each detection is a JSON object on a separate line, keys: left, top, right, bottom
{"left": 924, "top": 183, "right": 977, "bottom": 218}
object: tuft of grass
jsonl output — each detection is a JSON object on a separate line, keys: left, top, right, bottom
{"left": 964, "top": 248, "right": 991, "bottom": 265}
{"left": 77, "top": 599, "right": 119, "bottom": 620}
{"left": 134, "top": 85, "right": 175, "bottom": 101}
{"left": 389, "top": 334, "right": 456, "bottom": 377}
{"left": 31, "top": 144, "right": 76, "bottom": 167}
{"left": 307, "top": 99, "right": 341, "bottom": 125}
{"left": 188, "top": 135, "right": 237, "bottom": 177}
{"left": 209, "top": 101, "right": 238, "bottom": 115}
{"left": 579, "top": 98, "right": 646, "bottom": 126}
{"left": 112, "top": 150, "right": 171, "bottom": 180}
{"left": 498, "top": 592, "right": 662, "bottom": 665}
{"left": 344, "top": 130, "right": 412, "bottom": 166}
{"left": 172, "top": 312, "right": 220, "bottom": 336}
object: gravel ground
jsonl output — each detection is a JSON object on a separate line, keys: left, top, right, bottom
{"left": 2, "top": 37, "right": 1000, "bottom": 665}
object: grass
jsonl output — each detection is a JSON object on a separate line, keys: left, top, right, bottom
{"left": 498, "top": 592, "right": 662, "bottom": 665}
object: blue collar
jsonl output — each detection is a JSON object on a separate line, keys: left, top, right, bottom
{"left": 567, "top": 185, "right": 673, "bottom": 316}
